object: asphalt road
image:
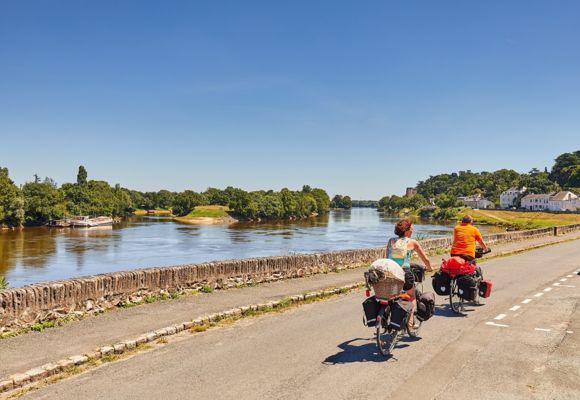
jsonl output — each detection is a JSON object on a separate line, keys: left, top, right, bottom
{"left": 21, "top": 240, "right": 580, "bottom": 400}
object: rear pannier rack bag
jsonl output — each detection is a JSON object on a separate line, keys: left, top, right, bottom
{"left": 366, "top": 259, "right": 405, "bottom": 299}
{"left": 479, "top": 279, "right": 493, "bottom": 298}
{"left": 432, "top": 270, "right": 451, "bottom": 296}
{"left": 362, "top": 296, "right": 380, "bottom": 327}
{"left": 388, "top": 299, "right": 413, "bottom": 331}
{"left": 416, "top": 292, "right": 436, "bottom": 321}
{"left": 457, "top": 275, "right": 478, "bottom": 301}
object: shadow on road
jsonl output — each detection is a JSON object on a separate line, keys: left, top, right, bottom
{"left": 322, "top": 337, "right": 412, "bottom": 364}
{"left": 434, "top": 304, "right": 470, "bottom": 318}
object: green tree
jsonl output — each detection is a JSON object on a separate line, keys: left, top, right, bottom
{"left": 77, "top": 165, "right": 88, "bottom": 186}
{"left": 0, "top": 166, "right": 24, "bottom": 227}
{"left": 22, "top": 177, "right": 65, "bottom": 225}
{"left": 549, "top": 150, "right": 580, "bottom": 187}
{"left": 172, "top": 190, "right": 206, "bottom": 216}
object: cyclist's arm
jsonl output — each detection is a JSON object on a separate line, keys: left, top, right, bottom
{"left": 411, "top": 240, "right": 433, "bottom": 271}
{"left": 477, "top": 238, "right": 489, "bottom": 252}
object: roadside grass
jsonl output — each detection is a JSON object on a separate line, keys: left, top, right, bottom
{"left": 467, "top": 209, "right": 580, "bottom": 230}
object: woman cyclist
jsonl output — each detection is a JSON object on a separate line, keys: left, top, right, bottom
{"left": 386, "top": 218, "right": 433, "bottom": 330}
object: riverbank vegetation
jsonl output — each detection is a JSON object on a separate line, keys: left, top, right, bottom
{"left": 330, "top": 194, "right": 352, "bottom": 209}
{"left": 377, "top": 150, "right": 579, "bottom": 222}
{"left": 0, "top": 166, "right": 331, "bottom": 227}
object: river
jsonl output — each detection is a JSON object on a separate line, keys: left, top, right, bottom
{"left": 0, "top": 208, "right": 502, "bottom": 287}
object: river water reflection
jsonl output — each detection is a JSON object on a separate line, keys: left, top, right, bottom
{"left": 0, "top": 209, "right": 501, "bottom": 287}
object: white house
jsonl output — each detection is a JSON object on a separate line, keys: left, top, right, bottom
{"left": 548, "top": 191, "right": 578, "bottom": 211}
{"left": 521, "top": 194, "right": 551, "bottom": 210}
{"left": 500, "top": 186, "right": 526, "bottom": 209}
{"left": 459, "top": 193, "right": 494, "bottom": 209}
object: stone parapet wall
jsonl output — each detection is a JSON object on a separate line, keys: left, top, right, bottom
{"left": 1, "top": 224, "right": 578, "bottom": 328}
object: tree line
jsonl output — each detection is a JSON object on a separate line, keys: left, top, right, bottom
{"left": 377, "top": 150, "right": 579, "bottom": 217}
{"left": 0, "top": 166, "right": 333, "bottom": 227}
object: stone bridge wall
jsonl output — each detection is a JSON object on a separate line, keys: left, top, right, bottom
{"left": 1, "top": 224, "right": 578, "bottom": 328}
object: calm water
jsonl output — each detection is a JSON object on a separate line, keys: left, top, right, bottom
{"left": 0, "top": 209, "right": 498, "bottom": 287}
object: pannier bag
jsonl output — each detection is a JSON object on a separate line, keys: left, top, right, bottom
{"left": 410, "top": 263, "right": 425, "bottom": 283}
{"left": 362, "top": 296, "right": 380, "bottom": 327}
{"left": 440, "top": 257, "right": 476, "bottom": 277}
{"left": 367, "top": 259, "right": 405, "bottom": 299}
{"left": 478, "top": 279, "right": 493, "bottom": 298}
{"left": 388, "top": 299, "right": 413, "bottom": 331}
{"left": 432, "top": 271, "right": 451, "bottom": 296}
{"left": 457, "top": 275, "right": 478, "bottom": 301}
{"left": 416, "top": 292, "right": 436, "bottom": 321}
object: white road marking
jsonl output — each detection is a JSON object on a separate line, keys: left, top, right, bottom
{"left": 553, "top": 282, "right": 560, "bottom": 286}
{"left": 535, "top": 328, "right": 552, "bottom": 332}
{"left": 567, "top": 275, "right": 573, "bottom": 278}
{"left": 534, "top": 293, "right": 544, "bottom": 297}
{"left": 560, "top": 278, "right": 567, "bottom": 282}
{"left": 509, "top": 306, "right": 521, "bottom": 311}
{"left": 543, "top": 287, "right": 552, "bottom": 292}
{"left": 558, "top": 285, "right": 576, "bottom": 288}
{"left": 494, "top": 314, "right": 507, "bottom": 320}
{"left": 486, "top": 322, "right": 509, "bottom": 328}
{"left": 522, "top": 299, "right": 533, "bottom": 304}
{"left": 566, "top": 331, "right": 574, "bottom": 334}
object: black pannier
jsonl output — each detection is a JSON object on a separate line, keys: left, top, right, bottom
{"left": 416, "top": 291, "right": 436, "bottom": 321}
{"left": 410, "top": 263, "right": 425, "bottom": 283}
{"left": 457, "top": 275, "right": 478, "bottom": 301}
{"left": 362, "top": 296, "right": 380, "bottom": 327}
{"left": 389, "top": 299, "right": 413, "bottom": 331}
{"left": 432, "top": 271, "right": 451, "bottom": 296}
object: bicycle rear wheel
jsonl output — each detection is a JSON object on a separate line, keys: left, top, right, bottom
{"left": 449, "top": 279, "right": 464, "bottom": 314}
{"left": 376, "top": 312, "right": 399, "bottom": 356}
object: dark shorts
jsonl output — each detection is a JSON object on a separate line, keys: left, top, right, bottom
{"left": 403, "top": 267, "right": 415, "bottom": 291}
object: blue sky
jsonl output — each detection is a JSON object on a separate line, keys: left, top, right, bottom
{"left": 1, "top": 1, "right": 579, "bottom": 199}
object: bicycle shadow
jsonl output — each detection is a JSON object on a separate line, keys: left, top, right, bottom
{"left": 322, "top": 337, "right": 410, "bottom": 364}
{"left": 434, "top": 303, "right": 470, "bottom": 317}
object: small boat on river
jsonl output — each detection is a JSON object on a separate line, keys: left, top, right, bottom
{"left": 70, "top": 216, "right": 114, "bottom": 228}
{"left": 46, "top": 219, "right": 72, "bottom": 228}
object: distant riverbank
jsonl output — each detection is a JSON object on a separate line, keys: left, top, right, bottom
{"left": 172, "top": 205, "right": 238, "bottom": 225}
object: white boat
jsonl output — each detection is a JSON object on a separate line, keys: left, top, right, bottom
{"left": 70, "top": 216, "right": 114, "bottom": 227}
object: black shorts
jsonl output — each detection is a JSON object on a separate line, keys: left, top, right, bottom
{"left": 403, "top": 267, "right": 415, "bottom": 291}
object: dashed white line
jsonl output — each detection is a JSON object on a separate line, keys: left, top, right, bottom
{"left": 554, "top": 282, "right": 560, "bottom": 286}
{"left": 543, "top": 287, "right": 553, "bottom": 292}
{"left": 566, "top": 331, "right": 574, "bottom": 334}
{"left": 522, "top": 299, "right": 533, "bottom": 304}
{"left": 566, "top": 275, "right": 573, "bottom": 278}
{"left": 509, "top": 306, "right": 521, "bottom": 311}
{"left": 534, "top": 293, "right": 544, "bottom": 297}
{"left": 494, "top": 314, "right": 507, "bottom": 320}
{"left": 486, "top": 322, "right": 509, "bottom": 328}
{"left": 535, "top": 328, "right": 552, "bottom": 332}
{"left": 560, "top": 278, "right": 567, "bottom": 282}
{"left": 558, "top": 284, "right": 576, "bottom": 288}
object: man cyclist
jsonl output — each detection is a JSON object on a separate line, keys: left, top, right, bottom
{"left": 450, "top": 214, "right": 489, "bottom": 277}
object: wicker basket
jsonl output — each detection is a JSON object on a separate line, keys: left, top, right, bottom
{"left": 372, "top": 278, "right": 404, "bottom": 300}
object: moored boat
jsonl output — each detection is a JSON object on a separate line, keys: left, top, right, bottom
{"left": 46, "top": 219, "right": 71, "bottom": 228}
{"left": 70, "top": 216, "right": 114, "bottom": 227}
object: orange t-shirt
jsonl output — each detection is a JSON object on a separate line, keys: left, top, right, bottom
{"left": 450, "top": 223, "right": 482, "bottom": 258}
